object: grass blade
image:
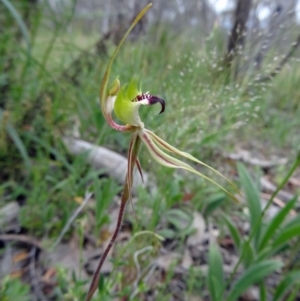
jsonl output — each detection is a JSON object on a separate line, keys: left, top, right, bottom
{"left": 1, "top": 0, "right": 31, "bottom": 53}
{"left": 203, "top": 193, "right": 226, "bottom": 216}
{"left": 273, "top": 271, "right": 300, "bottom": 301}
{"left": 226, "top": 260, "right": 283, "bottom": 301}
{"left": 272, "top": 223, "right": 300, "bottom": 252}
{"left": 241, "top": 240, "right": 255, "bottom": 268}
{"left": 208, "top": 244, "right": 225, "bottom": 301}
{"left": 237, "top": 163, "right": 261, "bottom": 246}
{"left": 223, "top": 215, "right": 242, "bottom": 251}
{"left": 281, "top": 214, "right": 300, "bottom": 229}
{"left": 258, "top": 197, "right": 297, "bottom": 251}
{"left": 6, "top": 123, "right": 31, "bottom": 172}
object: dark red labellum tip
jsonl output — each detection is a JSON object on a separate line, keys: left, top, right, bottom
{"left": 149, "top": 96, "right": 165, "bottom": 114}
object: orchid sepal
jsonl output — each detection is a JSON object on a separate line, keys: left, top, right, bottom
{"left": 99, "top": 4, "right": 153, "bottom": 133}
{"left": 138, "top": 128, "right": 239, "bottom": 203}
{"left": 144, "top": 129, "right": 240, "bottom": 197}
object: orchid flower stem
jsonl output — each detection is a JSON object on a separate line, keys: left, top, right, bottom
{"left": 85, "top": 133, "right": 140, "bottom": 301}
{"left": 84, "top": 181, "right": 129, "bottom": 301}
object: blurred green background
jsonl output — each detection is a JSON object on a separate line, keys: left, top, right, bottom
{"left": 1, "top": 0, "right": 300, "bottom": 300}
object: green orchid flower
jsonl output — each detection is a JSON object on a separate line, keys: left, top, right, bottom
{"left": 107, "top": 77, "right": 236, "bottom": 197}
{"left": 85, "top": 4, "right": 238, "bottom": 300}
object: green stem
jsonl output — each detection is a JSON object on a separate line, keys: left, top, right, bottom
{"left": 262, "top": 152, "right": 300, "bottom": 216}
{"left": 284, "top": 236, "right": 300, "bottom": 272}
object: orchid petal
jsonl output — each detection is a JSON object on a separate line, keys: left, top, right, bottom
{"left": 105, "top": 95, "right": 116, "bottom": 116}
{"left": 139, "top": 130, "right": 239, "bottom": 203}
{"left": 136, "top": 158, "right": 145, "bottom": 183}
{"left": 127, "top": 133, "right": 143, "bottom": 194}
{"left": 127, "top": 133, "right": 138, "bottom": 194}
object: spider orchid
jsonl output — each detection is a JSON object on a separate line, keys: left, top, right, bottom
{"left": 85, "top": 4, "right": 238, "bottom": 300}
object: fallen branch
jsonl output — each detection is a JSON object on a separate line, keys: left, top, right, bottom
{"left": 224, "top": 150, "right": 287, "bottom": 168}
{"left": 261, "top": 192, "right": 296, "bottom": 216}
{"left": 0, "top": 234, "right": 43, "bottom": 250}
{"left": 0, "top": 201, "right": 20, "bottom": 228}
{"left": 62, "top": 136, "right": 154, "bottom": 195}
{"left": 260, "top": 177, "right": 299, "bottom": 203}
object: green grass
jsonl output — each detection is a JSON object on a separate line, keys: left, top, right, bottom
{"left": 1, "top": 4, "right": 300, "bottom": 300}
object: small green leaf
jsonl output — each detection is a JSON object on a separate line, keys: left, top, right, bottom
{"left": 158, "top": 229, "right": 176, "bottom": 239}
{"left": 259, "top": 197, "right": 297, "bottom": 251}
{"left": 226, "top": 260, "right": 283, "bottom": 301}
{"left": 223, "top": 215, "right": 241, "bottom": 251}
{"left": 1, "top": 0, "right": 31, "bottom": 53}
{"left": 24, "top": 132, "right": 73, "bottom": 172}
{"left": 208, "top": 244, "right": 225, "bottom": 301}
{"left": 255, "top": 246, "right": 273, "bottom": 262}
{"left": 274, "top": 271, "right": 300, "bottom": 301}
{"left": 237, "top": 163, "right": 262, "bottom": 246}
{"left": 272, "top": 223, "right": 300, "bottom": 252}
{"left": 6, "top": 123, "right": 31, "bottom": 172}
{"left": 281, "top": 214, "right": 300, "bottom": 230}
{"left": 98, "top": 274, "right": 105, "bottom": 292}
{"left": 241, "top": 240, "right": 255, "bottom": 268}
{"left": 203, "top": 193, "right": 226, "bottom": 216}
{"left": 259, "top": 282, "right": 267, "bottom": 301}
{"left": 166, "top": 209, "right": 191, "bottom": 221}
{"left": 285, "top": 283, "right": 300, "bottom": 301}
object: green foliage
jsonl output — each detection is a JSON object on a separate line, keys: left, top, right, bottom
{"left": 1, "top": 0, "right": 31, "bottom": 52}
{"left": 1, "top": 1, "right": 300, "bottom": 300}
{"left": 258, "top": 197, "right": 297, "bottom": 251}
{"left": 226, "top": 260, "right": 283, "bottom": 301}
{"left": 0, "top": 276, "right": 31, "bottom": 301}
{"left": 236, "top": 163, "right": 262, "bottom": 246}
{"left": 201, "top": 192, "right": 226, "bottom": 217}
{"left": 158, "top": 208, "right": 194, "bottom": 240}
{"left": 215, "top": 162, "right": 300, "bottom": 301}
{"left": 94, "top": 177, "right": 121, "bottom": 231}
{"left": 208, "top": 244, "right": 225, "bottom": 301}
{"left": 274, "top": 270, "right": 300, "bottom": 301}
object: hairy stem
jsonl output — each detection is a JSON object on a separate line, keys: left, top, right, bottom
{"left": 85, "top": 135, "right": 141, "bottom": 300}
{"left": 84, "top": 182, "right": 129, "bottom": 301}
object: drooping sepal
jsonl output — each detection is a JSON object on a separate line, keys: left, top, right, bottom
{"left": 139, "top": 129, "right": 239, "bottom": 203}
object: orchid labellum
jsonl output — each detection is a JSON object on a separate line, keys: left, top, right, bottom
{"left": 85, "top": 4, "right": 238, "bottom": 300}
